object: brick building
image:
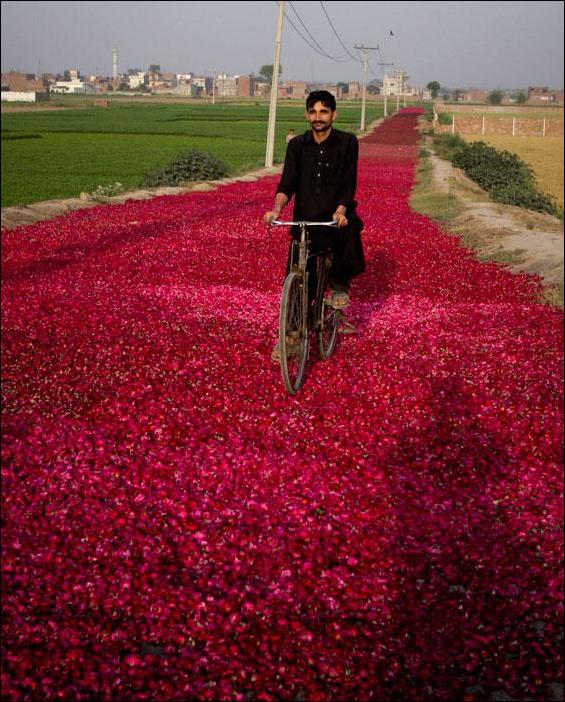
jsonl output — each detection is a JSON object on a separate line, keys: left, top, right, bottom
{"left": 216, "top": 74, "right": 237, "bottom": 98}
{"left": 528, "top": 86, "right": 564, "bottom": 104}
{"left": 284, "top": 80, "right": 309, "bottom": 100}
{"left": 348, "top": 82, "right": 361, "bottom": 99}
{"left": 460, "top": 89, "right": 489, "bottom": 103}
{"left": 237, "top": 74, "right": 256, "bottom": 98}
{"left": 1, "top": 71, "right": 49, "bottom": 95}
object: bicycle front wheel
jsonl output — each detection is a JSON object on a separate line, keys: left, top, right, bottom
{"left": 279, "top": 271, "right": 308, "bottom": 394}
{"left": 316, "top": 256, "right": 339, "bottom": 360}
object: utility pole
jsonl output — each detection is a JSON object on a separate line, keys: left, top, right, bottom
{"left": 212, "top": 72, "right": 216, "bottom": 105}
{"left": 396, "top": 69, "right": 406, "bottom": 111}
{"left": 265, "top": 1, "right": 285, "bottom": 167}
{"left": 354, "top": 45, "right": 379, "bottom": 132}
{"left": 378, "top": 60, "right": 393, "bottom": 117}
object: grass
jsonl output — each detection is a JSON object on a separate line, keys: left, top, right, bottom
{"left": 478, "top": 247, "right": 528, "bottom": 265}
{"left": 542, "top": 284, "right": 564, "bottom": 308}
{"left": 413, "top": 140, "right": 564, "bottom": 309}
{"left": 1, "top": 101, "right": 384, "bottom": 206}
{"left": 465, "top": 134, "right": 564, "bottom": 209}
{"left": 410, "top": 154, "right": 462, "bottom": 222}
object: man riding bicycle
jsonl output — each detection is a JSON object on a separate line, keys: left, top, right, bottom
{"left": 264, "top": 90, "right": 365, "bottom": 360}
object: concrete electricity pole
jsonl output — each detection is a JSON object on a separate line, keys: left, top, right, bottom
{"left": 265, "top": 1, "right": 285, "bottom": 167}
{"left": 354, "top": 45, "right": 379, "bottom": 132}
{"left": 378, "top": 60, "right": 394, "bottom": 117}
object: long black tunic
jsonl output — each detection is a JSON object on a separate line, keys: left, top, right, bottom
{"left": 276, "top": 127, "right": 360, "bottom": 221}
{"left": 276, "top": 127, "right": 365, "bottom": 283}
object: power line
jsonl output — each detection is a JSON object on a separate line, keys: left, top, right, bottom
{"left": 287, "top": 1, "right": 349, "bottom": 62}
{"left": 319, "top": 1, "right": 362, "bottom": 63}
{"left": 277, "top": 1, "right": 357, "bottom": 65}
{"left": 276, "top": 1, "right": 346, "bottom": 62}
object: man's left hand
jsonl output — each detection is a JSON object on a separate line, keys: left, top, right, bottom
{"left": 332, "top": 211, "right": 348, "bottom": 228}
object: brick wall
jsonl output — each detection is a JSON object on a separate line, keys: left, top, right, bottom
{"left": 1, "top": 71, "right": 49, "bottom": 94}
{"left": 435, "top": 116, "right": 563, "bottom": 137}
{"left": 436, "top": 103, "right": 564, "bottom": 115}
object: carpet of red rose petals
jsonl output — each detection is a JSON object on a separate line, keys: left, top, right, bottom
{"left": 2, "top": 109, "right": 563, "bottom": 702}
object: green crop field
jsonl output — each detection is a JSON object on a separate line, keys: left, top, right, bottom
{"left": 1, "top": 101, "right": 384, "bottom": 206}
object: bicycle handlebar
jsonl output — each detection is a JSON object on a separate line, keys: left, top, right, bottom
{"left": 270, "top": 220, "right": 338, "bottom": 227}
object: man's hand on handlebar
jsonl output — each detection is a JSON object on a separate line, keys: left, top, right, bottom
{"left": 332, "top": 210, "right": 348, "bottom": 228}
{"left": 264, "top": 211, "right": 281, "bottom": 225}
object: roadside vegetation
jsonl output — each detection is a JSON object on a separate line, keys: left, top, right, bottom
{"left": 429, "top": 134, "right": 562, "bottom": 218}
{"left": 411, "top": 133, "right": 564, "bottom": 308}
{"left": 410, "top": 147, "right": 462, "bottom": 222}
{"left": 465, "top": 134, "right": 564, "bottom": 209}
{"left": 1, "top": 101, "right": 383, "bottom": 207}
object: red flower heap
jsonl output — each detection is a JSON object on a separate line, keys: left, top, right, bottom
{"left": 2, "top": 109, "right": 563, "bottom": 701}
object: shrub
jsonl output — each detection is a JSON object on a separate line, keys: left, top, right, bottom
{"left": 487, "top": 89, "right": 504, "bottom": 105}
{"left": 452, "top": 141, "right": 533, "bottom": 191}
{"left": 450, "top": 141, "right": 560, "bottom": 217}
{"left": 142, "top": 149, "right": 229, "bottom": 187}
{"left": 91, "top": 182, "right": 125, "bottom": 200}
{"left": 489, "top": 183, "right": 559, "bottom": 216}
{"left": 432, "top": 133, "right": 467, "bottom": 161}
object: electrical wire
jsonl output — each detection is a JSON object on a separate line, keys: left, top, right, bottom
{"left": 276, "top": 1, "right": 356, "bottom": 64}
{"left": 319, "top": 1, "right": 362, "bottom": 63}
{"left": 287, "top": 1, "right": 349, "bottom": 62}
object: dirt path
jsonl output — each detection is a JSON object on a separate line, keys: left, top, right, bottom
{"left": 429, "top": 149, "right": 564, "bottom": 288}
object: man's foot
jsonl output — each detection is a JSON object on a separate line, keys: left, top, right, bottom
{"left": 327, "top": 290, "right": 350, "bottom": 309}
{"left": 271, "top": 334, "right": 300, "bottom": 361}
{"left": 338, "top": 318, "right": 357, "bottom": 335}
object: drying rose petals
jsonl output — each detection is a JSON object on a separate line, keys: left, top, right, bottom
{"left": 2, "top": 109, "right": 563, "bottom": 701}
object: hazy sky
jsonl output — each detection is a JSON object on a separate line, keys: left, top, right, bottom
{"left": 1, "top": 1, "right": 563, "bottom": 89}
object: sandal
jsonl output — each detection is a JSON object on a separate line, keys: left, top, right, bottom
{"left": 338, "top": 318, "right": 357, "bottom": 335}
{"left": 271, "top": 333, "right": 300, "bottom": 361}
{"left": 327, "top": 291, "right": 350, "bottom": 309}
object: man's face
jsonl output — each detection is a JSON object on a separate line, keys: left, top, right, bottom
{"left": 305, "top": 101, "right": 337, "bottom": 133}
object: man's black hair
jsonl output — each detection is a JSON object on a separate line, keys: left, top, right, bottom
{"left": 306, "top": 90, "right": 337, "bottom": 112}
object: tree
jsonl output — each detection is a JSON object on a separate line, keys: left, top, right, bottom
{"left": 513, "top": 90, "right": 527, "bottom": 105}
{"left": 337, "top": 81, "right": 349, "bottom": 94}
{"left": 148, "top": 64, "right": 161, "bottom": 75}
{"left": 259, "top": 64, "right": 282, "bottom": 84}
{"left": 426, "top": 81, "right": 440, "bottom": 98}
{"left": 487, "top": 89, "right": 504, "bottom": 105}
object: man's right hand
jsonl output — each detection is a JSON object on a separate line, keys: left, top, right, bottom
{"left": 264, "top": 211, "right": 281, "bottom": 225}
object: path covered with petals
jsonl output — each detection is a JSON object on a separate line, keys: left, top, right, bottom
{"left": 2, "top": 110, "right": 563, "bottom": 701}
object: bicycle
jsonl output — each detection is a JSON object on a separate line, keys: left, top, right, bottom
{"left": 270, "top": 220, "right": 342, "bottom": 395}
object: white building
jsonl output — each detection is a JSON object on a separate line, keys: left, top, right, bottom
{"left": 216, "top": 73, "right": 237, "bottom": 97}
{"left": 51, "top": 79, "right": 96, "bottom": 94}
{"left": 127, "top": 72, "right": 147, "bottom": 89}
{"left": 382, "top": 69, "right": 408, "bottom": 96}
{"left": 1, "top": 91, "right": 38, "bottom": 102}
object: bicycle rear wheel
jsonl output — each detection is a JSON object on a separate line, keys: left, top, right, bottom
{"left": 316, "top": 255, "right": 339, "bottom": 360}
{"left": 279, "top": 271, "right": 308, "bottom": 394}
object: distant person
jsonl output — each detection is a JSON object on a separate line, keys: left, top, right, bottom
{"left": 265, "top": 90, "right": 365, "bottom": 360}
{"left": 285, "top": 128, "right": 296, "bottom": 144}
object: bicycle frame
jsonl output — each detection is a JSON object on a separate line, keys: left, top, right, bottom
{"left": 271, "top": 219, "right": 337, "bottom": 277}
{"left": 270, "top": 220, "right": 339, "bottom": 394}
